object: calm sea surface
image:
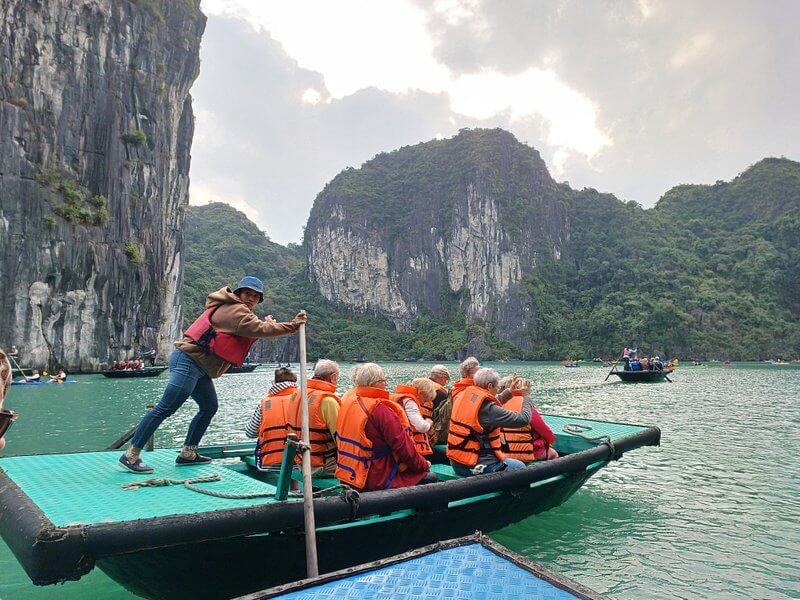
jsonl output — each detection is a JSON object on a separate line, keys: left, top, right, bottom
{"left": 1, "top": 361, "right": 798, "bottom": 599}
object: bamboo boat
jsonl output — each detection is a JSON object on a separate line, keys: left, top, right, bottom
{"left": 225, "top": 362, "right": 260, "bottom": 374}
{"left": 0, "top": 414, "right": 659, "bottom": 600}
{"left": 243, "top": 532, "right": 606, "bottom": 599}
{"left": 100, "top": 367, "right": 168, "bottom": 378}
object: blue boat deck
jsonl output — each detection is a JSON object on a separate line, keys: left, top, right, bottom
{"left": 241, "top": 534, "right": 605, "bottom": 599}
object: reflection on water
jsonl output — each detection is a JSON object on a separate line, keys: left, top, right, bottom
{"left": 1, "top": 362, "right": 798, "bottom": 599}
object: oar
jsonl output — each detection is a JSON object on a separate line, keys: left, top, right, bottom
{"left": 8, "top": 355, "right": 29, "bottom": 380}
{"left": 297, "top": 313, "right": 318, "bottom": 578}
{"left": 604, "top": 362, "right": 617, "bottom": 381}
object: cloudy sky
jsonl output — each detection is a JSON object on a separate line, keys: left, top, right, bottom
{"left": 190, "top": 0, "right": 800, "bottom": 245}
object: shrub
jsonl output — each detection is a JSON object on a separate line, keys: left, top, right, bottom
{"left": 125, "top": 241, "right": 144, "bottom": 267}
{"left": 90, "top": 195, "right": 107, "bottom": 208}
{"left": 94, "top": 206, "right": 110, "bottom": 225}
{"left": 122, "top": 130, "right": 147, "bottom": 145}
{"left": 43, "top": 214, "right": 56, "bottom": 228}
{"left": 36, "top": 167, "right": 62, "bottom": 189}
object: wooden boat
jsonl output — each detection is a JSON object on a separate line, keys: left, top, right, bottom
{"left": 0, "top": 414, "right": 659, "bottom": 600}
{"left": 612, "top": 368, "right": 673, "bottom": 383}
{"left": 100, "top": 367, "right": 168, "bottom": 378}
{"left": 225, "top": 362, "right": 260, "bottom": 374}
{"left": 10, "top": 379, "right": 78, "bottom": 386}
{"left": 244, "top": 532, "right": 606, "bottom": 599}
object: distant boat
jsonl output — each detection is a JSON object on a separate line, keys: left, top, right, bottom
{"left": 226, "top": 363, "right": 260, "bottom": 374}
{"left": 612, "top": 369, "right": 673, "bottom": 383}
{"left": 722, "top": 360, "right": 734, "bottom": 366}
{"left": 11, "top": 379, "right": 78, "bottom": 386}
{"left": 101, "top": 367, "right": 167, "bottom": 379}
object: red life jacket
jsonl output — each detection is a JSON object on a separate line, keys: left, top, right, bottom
{"left": 184, "top": 306, "right": 255, "bottom": 367}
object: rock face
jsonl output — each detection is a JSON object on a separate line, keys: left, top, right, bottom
{"left": 0, "top": 0, "right": 205, "bottom": 370}
{"left": 306, "top": 129, "right": 569, "bottom": 348}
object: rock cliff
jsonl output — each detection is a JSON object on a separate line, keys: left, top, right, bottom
{"left": 0, "top": 0, "right": 204, "bottom": 370}
{"left": 306, "top": 129, "right": 569, "bottom": 349}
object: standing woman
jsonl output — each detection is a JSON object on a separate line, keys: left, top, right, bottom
{"left": 119, "top": 276, "right": 307, "bottom": 473}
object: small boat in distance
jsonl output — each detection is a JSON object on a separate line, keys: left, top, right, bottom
{"left": 611, "top": 369, "right": 673, "bottom": 383}
{"left": 226, "top": 362, "right": 260, "bottom": 374}
{"left": 101, "top": 367, "right": 167, "bottom": 378}
{"left": 245, "top": 532, "right": 606, "bottom": 600}
{"left": 11, "top": 379, "right": 78, "bottom": 386}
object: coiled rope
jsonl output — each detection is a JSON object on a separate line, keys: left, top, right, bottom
{"left": 562, "top": 423, "right": 617, "bottom": 459}
{"left": 122, "top": 474, "right": 351, "bottom": 500}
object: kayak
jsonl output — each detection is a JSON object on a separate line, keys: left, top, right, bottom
{"left": 11, "top": 379, "right": 77, "bottom": 386}
{"left": 101, "top": 367, "right": 167, "bottom": 378}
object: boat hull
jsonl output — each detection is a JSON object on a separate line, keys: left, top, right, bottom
{"left": 225, "top": 363, "right": 260, "bottom": 374}
{"left": 100, "top": 367, "right": 167, "bottom": 378}
{"left": 97, "top": 468, "right": 599, "bottom": 600}
{"left": 612, "top": 370, "right": 671, "bottom": 382}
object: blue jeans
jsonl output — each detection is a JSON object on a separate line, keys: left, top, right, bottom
{"left": 131, "top": 349, "right": 218, "bottom": 449}
{"left": 451, "top": 457, "right": 526, "bottom": 477}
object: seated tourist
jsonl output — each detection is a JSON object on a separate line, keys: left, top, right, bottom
{"left": 629, "top": 358, "right": 643, "bottom": 371}
{"left": 299, "top": 359, "right": 341, "bottom": 473}
{"left": 110, "top": 361, "right": 119, "bottom": 371}
{"left": 335, "top": 362, "right": 436, "bottom": 491}
{"left": 641, "top": 357, "right": 650, "bottom": 371}
{"left": 428, "top": 364, "right": 451, "bottom": 410}
{"left": 498, "top": 376, "right": 558, "bottom": 462}
{"left": 50, "top": 368, "right": 67, "bottom": 382}
{"left": 25, "top": 369, "right": 41, "bottom": 381}
{"left": 245, "top": 367, "right": 298, "bottom": 468}
{"left": 447, "top": 367, "right": 532, "bottom": 476}
{"left": 433, "top": 357, "right": 479, "bottom": 445}
{"left": 392, "top": 378, "right": 436, "bottom": 457}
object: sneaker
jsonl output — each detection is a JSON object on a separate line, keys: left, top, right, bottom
{"left": 119, "top": 454, "right": 154, "bottom": 474}
{"left": 175, "top": 452, "right": 212, "bottom": 466}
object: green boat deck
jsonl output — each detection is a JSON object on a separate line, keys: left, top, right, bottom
{"left": 0, "top": 415, "right": 650, "bottom": 529}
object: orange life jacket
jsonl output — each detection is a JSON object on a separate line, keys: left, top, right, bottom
{"left": 429, "top": 380, "right": 447, "bottom": 394}
{"left": 184, "top": 306, "right": 255, "bottom": 367}
{"left": 391, "top": 384, "right": 433, "bottom": 456}
{"left": 500, "top": 393, "right": 535, "bottom": 462}
{"left": 255, "top": 387, "right": 299, "bottom": 468}
{"left": 335, "top": 387, "right": 412, "bottom": 490}
{"left": 450, "top": 378, "right": 474, "bottom": 404}
{"left": 291, "top": 379, "right": 341, "bottom": 468}
{"left": 446, "top": 385, "right": 505, "bottom": 467}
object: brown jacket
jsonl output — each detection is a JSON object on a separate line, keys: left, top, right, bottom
{"left": 175, "top": 287, "right": 300, "bottom": 378}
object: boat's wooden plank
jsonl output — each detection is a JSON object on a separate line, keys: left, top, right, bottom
{"left": 0, "top": 450, "right": 288, "bottom": 527}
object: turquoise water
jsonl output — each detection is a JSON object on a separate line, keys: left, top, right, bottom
{"left": 1, "top": 362, "right": 798, "bottom": 599}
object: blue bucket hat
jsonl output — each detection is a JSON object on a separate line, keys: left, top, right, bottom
{"left": 233, "top": 276, "right": 264, "bottom": 303}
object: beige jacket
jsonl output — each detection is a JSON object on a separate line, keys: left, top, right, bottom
{"left": 175, "top": 287, "right": 301, "bottom": 378}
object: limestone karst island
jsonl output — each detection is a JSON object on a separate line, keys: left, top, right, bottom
{"left": 0, "top": 1, "right": 797, "bottom": 599}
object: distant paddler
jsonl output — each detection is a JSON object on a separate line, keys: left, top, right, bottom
{"left": 119, "top": 276, "right": 307, "bottom": 474}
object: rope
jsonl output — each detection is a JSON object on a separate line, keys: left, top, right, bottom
{"left": 562, "top": 423, "right": 617, "bottom": 460}
{"left": 121, "top": 474, "right": 222, "bottom": 491}
{"left": 340, "top": 486, "right": 360, "bottom": 520}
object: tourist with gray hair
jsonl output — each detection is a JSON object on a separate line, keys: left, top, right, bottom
{"left": 434, "top": 357, "right": 480, "bottom": 445}
{"left": 447, "top": 367, "right": 532, "bottom": 476}
{"left": 335, "top": 363, "right": 436, "bottom": 491}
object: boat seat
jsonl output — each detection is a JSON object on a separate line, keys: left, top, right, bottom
{"left": 241, "top": 455, "right": 339, "bottom": 489}
{"left": 429, "top": 463, "right": 463, "bottom": 480}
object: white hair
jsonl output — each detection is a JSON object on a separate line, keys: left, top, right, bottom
{"left": 430, "top": 364, "right": 450, "bottom": 379}
{"left": 473, "top": 367, "right": 500, "bottom": 390}
{"left": 354, "top": 362, "right": 385, "bottom": 387}
{"left": 313, "top": 359, "right": 339, "bottom": 380}
{"left": 459, "top": 356, "right": 480, "bottom": 378}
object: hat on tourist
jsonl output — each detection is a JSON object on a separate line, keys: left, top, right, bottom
{"left": 430, "top": 364, "right": 450, "bottom": 378}
{"left": 233, "top": 276, "right": 264, "bottom": 303}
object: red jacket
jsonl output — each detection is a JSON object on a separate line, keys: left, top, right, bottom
{"left": 364, "top": 404, "right": 429, "bottom": 491}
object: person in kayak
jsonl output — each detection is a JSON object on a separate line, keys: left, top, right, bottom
{"left": 335, "top": 363, "right": 437, "bottom": 491}
{"left": 119, "top": 276, "right": 307, "bottom": 474}
{"left": 24, "top": 369, "right": 41, "bottom": 382}
{"left": 447, "top": 367, "right": 533, "bottom": 476}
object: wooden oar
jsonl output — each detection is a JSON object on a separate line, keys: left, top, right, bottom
{"left": 604, "top": 362, "right": 617, "bottom": 381}
{"left": 297, "top": 314, "right": 319, "bottom": 578}
{"left": 8, "top": 355, "right": 29, "bottom": 380}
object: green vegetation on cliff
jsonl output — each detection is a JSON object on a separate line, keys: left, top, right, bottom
{"left": 185, "top": 144, "right": 799, "bottom": 361}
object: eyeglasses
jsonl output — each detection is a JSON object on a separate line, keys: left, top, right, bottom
{"left": 0, "top": 408, "right": 17, "bottom": 438}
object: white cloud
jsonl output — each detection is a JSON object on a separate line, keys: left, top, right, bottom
{"left": 449, "top": 67, "right": 612, "bottom": 159}
{"left": 670, "top": 33, "right": 714, "bottom": 68}
{"left": 189, "top": 183, "right": 261, "bottom": 226}
{"left": 301, "top": 87, "right": 322, "bottom": 105}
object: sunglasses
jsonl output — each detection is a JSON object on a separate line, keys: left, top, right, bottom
{"left": 0, "top": 408, "right": 17, "bottom": 438}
